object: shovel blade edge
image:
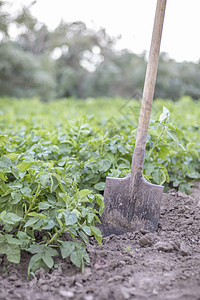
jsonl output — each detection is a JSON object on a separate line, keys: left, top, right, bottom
{"left": 101, "top": 175, "right": 163, "bottom": 236}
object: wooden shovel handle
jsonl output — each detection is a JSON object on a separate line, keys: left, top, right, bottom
{"left": 131, "top": 0, "right": 167, "bottom": 179}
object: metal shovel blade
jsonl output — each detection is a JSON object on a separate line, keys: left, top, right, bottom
{"left": 101, "top": 175, "right": 163, "bottom": 236}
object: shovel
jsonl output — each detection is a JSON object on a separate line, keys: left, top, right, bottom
{"left": 101, "top": 0, "right": 167, "bottom": 236}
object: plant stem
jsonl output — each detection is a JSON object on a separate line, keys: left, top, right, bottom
{"left": 148, "top": 126, "right": 167, "bottom": 158}
{"left": 46, "top": 226, "right": 65, "bottom": 246}
{"left": 23, "top": 184, "right": 41, "bottom": 220}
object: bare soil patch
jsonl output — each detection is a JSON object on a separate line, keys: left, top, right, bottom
{"left": 1, "top": 183, "right": 200, "bottom": 300}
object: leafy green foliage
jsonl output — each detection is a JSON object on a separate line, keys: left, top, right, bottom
{"left": 0, "top": 42, "right": 56, "bottom": 100}
{"left": 0, "top": 96, "right": 199, "bottom": 274}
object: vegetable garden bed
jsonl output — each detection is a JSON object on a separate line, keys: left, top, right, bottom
{"left": 0, "top": 97, "right": 199, "bottom": 299}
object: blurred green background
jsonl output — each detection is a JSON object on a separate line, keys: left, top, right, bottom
{"left": 1, "top": 0, "right": 200, "bottom": 101}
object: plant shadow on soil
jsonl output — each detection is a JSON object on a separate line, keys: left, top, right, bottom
{"left": 1, "top": 182, "right": 200, "bottom": 300}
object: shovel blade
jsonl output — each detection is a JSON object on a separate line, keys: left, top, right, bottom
{"left": 101, "top": 175, "right": 163, "bottom": 236}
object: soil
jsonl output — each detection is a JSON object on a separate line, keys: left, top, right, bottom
{"left": 1, "top": 183, "right": 200, "bottom": 300}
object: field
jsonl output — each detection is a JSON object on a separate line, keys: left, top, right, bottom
{"left": 0, "top": 97, "right": 200, "bottom": 299}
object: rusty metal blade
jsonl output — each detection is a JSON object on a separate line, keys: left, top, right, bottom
{"left": 101, "top": 175, "right": 163, "bottom": 236}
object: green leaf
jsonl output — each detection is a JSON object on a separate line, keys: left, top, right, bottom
{"left": 5, "top": 235, "right": 22, "bottom": 245}
{"left": 167, "top": 130, "right": 179, "bottom": 143}
{"left": 118, "top": 163, "right": 129, "bottom": 169}
{"left": 82, "top": 225, "right": 91, "bottom": 236}
{"left": 38, "top": 201, "right": 51, "bottom": 210}
{"left": 56, "top": 216, "right": 63, "bottom": 229}
{"left": 61, "top": 211, "right": 77, "bottom": 226}
{"left": 7, "top": 244, "right": 21, "bottom": 263}
{"left": 11, "top": 166, "right": 20, "bottom": 179}
{"left": 90, "top": 226, "right": 102, "bottom": 237}
{"left": 28, "top": 253, "right": 43, "bottom": 275}
{"left": 187, "top": 143, "right": 199, "bottom": 158}
{"left": 17, "top": 161, "right": 34, "bottom": 172}
{"left": 50, "top": 175, "right": 59, "bottom": 192}
{"left": 152, "top": 168, "right": 166, "bottom": 185}
{"left": 42, "top": 220, "right": 55, "bottom": 230}
{"left": 26, "top": 244, "right": 56, "bottom": 258}
{"left": 11, "top": 191, "right": 22, "bottom": 204}
{"left": 42, "top": 255, "right": 54, "bottom": 269}
{"left": 44, "top": 247, "right": 58, "bottom": 257}
{"left": 98, "top": 159, "right": 112, "bottom": 172}
{"left": 0, "top": 156, "right": 13, "bottom": 168}
{"left": 32, "top": 219, "right": 45, "bottom": 230}
{"left": 28, "top": 212, "right": 48, "bottom": 219}
{"left": 9, "top": 182, "right": 23, "bottom": 189}
{"left": 79, "top": 189, "right": 91, "bottom": 199}
{"left": 39, "top": 173, "right": 50, "bottom": 187}
{"left": 144, "top": 162, "right": 156, "bottom": 176}
{"left": 69, "top": 243, "right": 90, "bottom": 269}
{"left": 159, "top": 106, "right": 170, "bottom": 122}
{"left": 87, "top": 213, "right": 95, "bottom": 224}
{"left": 20, "top": 186, "right": 32, "bottom": 197}
{"left": 24, "top": 217, "right": 39, "bottom": 228}
{"left": 60, "top": 241, "right": 75, "bottom": 259}
{"left": 179, "top": 183, "right": 191, "bottom": 194}
{"left": 0, "top": 212, "right": 22, "bottom": 225}
{"left": 46, "top": 193, "right": 56, "bottom": 204}
{"left": 16, "top": 231, "right": 31, "bottom": 249}
{"left": 85, "top": 174, "right": 101, "bottom": 184}
{"left": 27, "top": 244, "right": 45, "bottom": 254}
{"left": 0, "top": 241, "right": 20, "bottom": 263}
{"left": 95, "top": 194, "right": 105, "bottom": 216}
{"left": 188, "top": 170, "right": 200, "bottom": 179}
{"left": 4, "top": 153, "right": 19, "bottom": 161}
{"left": 0, "top": 171, "right": 7, "bottom": 181}
{"left": 90, "top": 226, "right": 102, "bottom": 245}
{"left": 79, "top": 230, "right": 90, "bottom": 244}
{"left": 118, "top": 145, "right": 126, "bottom": 155}
{"left": 167, "top": 124, "right": 184, "bottom": 139}
{"left": 159, "top": 146, "right": 170, "bottom": 161}
{"left": 167, "top": 128, "right": 186, "bottom": 151}
{"left": 94, "top": 182, "right": 105, "bottom": 191}
{"left": 17, "top": 231, "right": 30, "bottom": 240}
{"left": 0, "top": 135, "right": 10, "bottom": 144}
{"left": 70, "top": 251, "right": 82, "bottom": 268}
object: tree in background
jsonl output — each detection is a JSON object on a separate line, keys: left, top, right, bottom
{"left": 83, "top": 50, "right": 146, "bottom": 98}
{"left": 0, "top": 0, "right": 200, "bottom": 100}
{"left": 51, "top": 21, "right": 116, "bottom": 98}
{"left": 0, "top": 1, "right": 56, "bottom": 100}
{"left": 0, "top": 41, "right": 56, "bottom": 99}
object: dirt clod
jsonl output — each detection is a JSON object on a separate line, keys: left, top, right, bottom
{"left": 154, "top": 241, "right": 174, "bottom": 252}
{"left": 59, "top": 290, "right": 74, "bottom": 298}
{"left": 179, "top": 242, "right": 190, "bottom": 256}
{"left": 138, "top": 233, "right": 154, "bottom": 247}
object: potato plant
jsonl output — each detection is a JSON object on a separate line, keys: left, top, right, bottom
{"left": 0, "top": 97, "right": 199, "bottom": 275}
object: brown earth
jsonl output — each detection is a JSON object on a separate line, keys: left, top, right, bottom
{"left": 0, "top": 182, "right": 200, "bottom": 300}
